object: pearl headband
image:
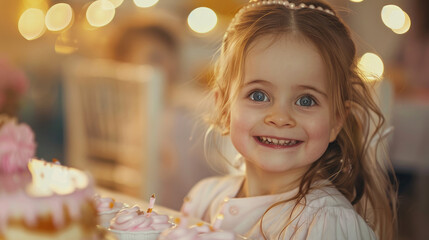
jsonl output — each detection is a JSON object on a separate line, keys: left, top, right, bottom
{"left": 224, "top": 1, "right": 335, "bottom": 42}
{"left": 244, "top": 0, "right": 335, "bottom": 16}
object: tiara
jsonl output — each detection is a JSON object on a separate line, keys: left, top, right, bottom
{"left": 244, "top": 0, "right": 335, "bottom": 16}
{"left": 224, "top": 0, "right": 335, "bottom": 41}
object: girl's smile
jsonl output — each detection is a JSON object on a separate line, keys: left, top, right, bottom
{"left": 254, "top": 136, "right": 303, "bottom": 148}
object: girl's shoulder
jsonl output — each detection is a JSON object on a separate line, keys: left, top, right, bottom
{"left": 304, "top": 182, "right": 353, "bottom": 210}
{"left": 258, "top": 182, "right": 377, "bottom": 239}
{"left": 290, "top": 184, "right": 377, "bottom": 239}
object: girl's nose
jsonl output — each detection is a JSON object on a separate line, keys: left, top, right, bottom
{"left": 264, "top": 105, "right": 296, "bottom": 128}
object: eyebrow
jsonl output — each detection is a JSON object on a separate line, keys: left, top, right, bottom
{"left": 244, "top": 80, "right": 327, "bottom": 98}
{"left": 295, "top": 85, "right": 328, "bottom": 98}
{"left": 244, "top": 79, "right": 273, "bottom": 87}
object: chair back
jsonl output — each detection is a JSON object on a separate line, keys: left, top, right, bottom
{"left": 63, "top": 57, "right": 164, "bottom": 198}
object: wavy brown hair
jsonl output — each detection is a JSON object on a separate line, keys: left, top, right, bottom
{"left": 206, "top": 0, "right": 397, "bottom": 239}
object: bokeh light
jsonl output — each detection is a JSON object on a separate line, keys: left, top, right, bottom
{"left": 358, "top": 53, "right": 384, "bottom": 81}
{"left": 133, "top": 0, "right": 159, "bottom": 8}
{"left": 18, "top": 8, "right": 46, "bottom": 40}
{"left": 381, "top": 5, "right": 406, "bottom": 30}
{"left": 187, "top": 7, "right": 218, "bottom": 34}
{"left": 392, "top": 11, "right": 411, "bottom": 34}
{"left": 86, "top": 0, "right": 115, "bottom": 27}
{"left": 45, "top": 3, "right": 73, "bottom": 31}
{"left": 350, "top": 0, "right": 364, "bottom": 2}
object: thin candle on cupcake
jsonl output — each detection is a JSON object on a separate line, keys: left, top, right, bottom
{"left": 146, "top": 193, "right": 156, "bottom": 217}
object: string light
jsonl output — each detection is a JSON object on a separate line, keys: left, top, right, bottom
{"left": 358, "top": 53, "right": 384, "bottom": 82}
{"left": 86, "top": 0, "right": 115, "bottom": 27}
{"left": 381, "top": 5, "right": 406, "bottom": 30}
{"left": 18, "top": 8, "right": 46, "bottom": 40}
{"left": 187, "top": 7, "right": 218, "bottom": 34}
{"left": 45, "top": 3, "right": 73, "bottom": 31}
{"left": 392, "top": 11, "right": 411, "bottom": 34}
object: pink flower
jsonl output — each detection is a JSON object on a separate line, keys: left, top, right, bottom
{"left": 0, "top": 121, "right": 36, "bottom": 173}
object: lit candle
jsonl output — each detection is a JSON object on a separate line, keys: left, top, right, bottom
{"left": 211, "top": 213, "right": 224, "bottom": 230}
{"left": 52, "top": 158, "right": 61, "bottom": 165}
{"left": 179, "top": 197, "right": 191, "bottom": 227}
{"left": 211, "top": 201, "right": 226, "bottom": 231}
{"left": 146, "top": 194, "right": 156, "bottom": 217}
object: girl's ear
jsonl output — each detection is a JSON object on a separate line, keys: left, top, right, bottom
{"left": 329, "top": 100, "right": 351, "bottom": 142}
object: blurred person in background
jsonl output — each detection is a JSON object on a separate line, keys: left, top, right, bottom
{"left": 387, "top": 0, "right": 429, "bottom": 238}
{"left": 0, "top": 57, "right": 29, "bottom": 117}
{"left": 390, "top": 0, "right": 429, "bottom": 97}
{"left": 106, "top": 11, "right": 216, "bottom": 210}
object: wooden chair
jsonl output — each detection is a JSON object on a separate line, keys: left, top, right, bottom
{"left": 62, "top": 57, "right": 164, "bottom": 198}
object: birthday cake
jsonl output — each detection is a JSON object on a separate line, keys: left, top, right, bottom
{"left": 0, "top": 158, "right": 98, "bottom": 240}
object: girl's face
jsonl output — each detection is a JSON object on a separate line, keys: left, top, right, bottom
{"left": 229, "top": 35, "right": 342, "bottom": 175}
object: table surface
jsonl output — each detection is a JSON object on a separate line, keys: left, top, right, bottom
{"left": 96, "top": 187, "right": 200, "bottom": 223}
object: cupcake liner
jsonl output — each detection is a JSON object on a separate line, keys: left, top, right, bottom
{"left": 108, "top": 229, "right": 163, "bottom": 240}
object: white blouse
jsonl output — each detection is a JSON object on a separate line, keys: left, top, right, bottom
{"left": 185, "top": 175, "right": 377, "bottom": 240}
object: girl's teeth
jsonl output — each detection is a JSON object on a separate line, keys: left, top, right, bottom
{"left": 259, "top": 137, "right": 298, "bottom": 146}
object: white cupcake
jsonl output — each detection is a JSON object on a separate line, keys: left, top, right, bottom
{"left": 108, "top": 205, "right": 173, "bottom": 240}
{"left": 94, "top": 194, "right": 126, "bottom": 228}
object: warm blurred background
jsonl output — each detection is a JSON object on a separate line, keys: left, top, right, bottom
{"left": 0, "top": 0, "right": 427, "bottom": 239}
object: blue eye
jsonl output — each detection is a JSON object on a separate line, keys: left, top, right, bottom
{"left": 249, "top": 91, "right": 269, "bottom": 102}
{"left": 296, "top": 95, "right": 316, "bottom": 107}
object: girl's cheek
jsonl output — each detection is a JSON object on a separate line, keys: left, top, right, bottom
{"left": 306, "top": 116, "right": 331, "bottom": 138}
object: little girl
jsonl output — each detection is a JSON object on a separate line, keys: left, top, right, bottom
{"left": 185, "top": 0, "right": 397, "bottom": 239}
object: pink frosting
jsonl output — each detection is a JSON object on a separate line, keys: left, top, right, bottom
{"left": 0, "top": 121, "right": 36, "bottom": 173}
{"left": 158, "top": 223, "right": 235, "bottom": 240}
{"left": 94, "top": 195, "right": 123, "bottom": 213}
{"left": 109, "top": 206, "right": 171, "bottom": 232}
